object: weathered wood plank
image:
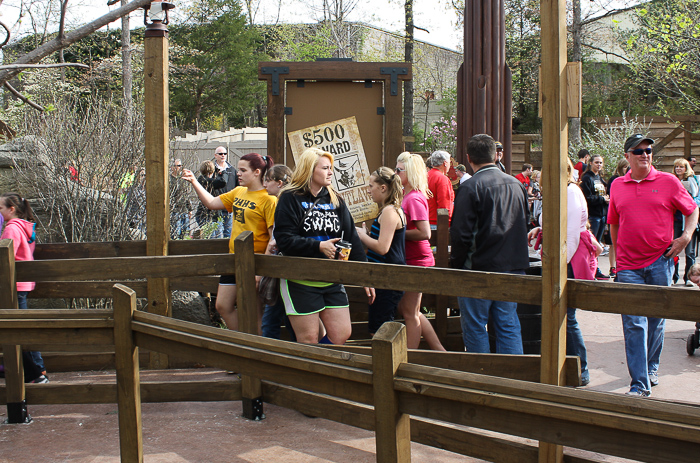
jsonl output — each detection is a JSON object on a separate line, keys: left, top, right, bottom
{"left": 0, "top": 381, "right": 241, "bottom": 405}
{"left": 261, "top": 381, "right": 601, "bottom": 463}
{"left": 33, "top": 239, "right": 229, "bottom": 260}
{"left": 254, "top": 255, "right": 543, "bottom": 304}
{"left": 0, "top": 240, "right": 24, "bottom": 416}
{"left": 131, "top": 325, "right": 374, "bottom": 405}
{"left": 0, "top": 309, "right": 113, "bottom": 319}
{"left": 258, "top": 61, "right": 412, "bottom": 83}
{"left": 322, "top": 345, "right": 581, "bottom": 386}
{"left": 235, "top": 232, "right": 263, "bottom": 416}
{"left": 372, "top": 323, "right": 411, "bottom": 462}
{"left": 133, "top": 311, "right": 373, "bottom": 370}
{"left": 396, "top": 384, "right": 700, "bottom": 462}
{"left": 397, "top": 363, "right": 700, "bottom": 427}
{"left": 16, "top": 254, "right": 235, "bottom": 281}
{"left": 113, "top": 284, "right": 142, "bottom": 462}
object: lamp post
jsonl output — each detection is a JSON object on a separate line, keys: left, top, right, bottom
{"left": 143, "top": 0, "right": 174, "bottom": 370}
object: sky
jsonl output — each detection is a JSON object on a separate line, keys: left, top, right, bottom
{"left": 0, "top": 0, "right": 464, "bottom": 50}
{"left": 1, "top": 0, "right": 635, "bottom": 52}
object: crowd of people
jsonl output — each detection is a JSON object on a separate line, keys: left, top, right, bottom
{"left": 4, "top": 133, "right": 698, "bottom": 399}
{"left": 104, "top": 135, "right": 700, "bottom": 397}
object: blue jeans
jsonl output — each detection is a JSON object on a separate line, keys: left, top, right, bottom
{"left": 459, "top": 270, "right": 525, "bottom": 354}
{"left": 18, "top": 291, "right": 45, "bottom": 371}
{"left": 567, "top": 308, "right": 588, "bottom": 382}
{"left": 261, "top": 299, "right": 296, "bottom": 342}
{"left": 588, "top": 215, "right": 606, "bottom": 244}
{"left": 617, "top": 254, "right": 672, "bottom": 393}
{"left": 221, "top": 212, "right": 233, "bottom": 239}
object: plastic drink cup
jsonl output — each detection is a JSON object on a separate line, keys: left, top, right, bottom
{"left": 334, "top": 240, "right": 352, "bottom": 260}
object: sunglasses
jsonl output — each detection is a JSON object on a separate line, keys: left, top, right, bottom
{"left": 629, "top": 147, "right": 652, "bottom": 156}
{"left": 394, "top": 167, "right": 405, "bottom": 173}
{"left": 174, "top": 164, "right": 182, "bottom": 167}
{"left": 216, "top": 152, "right": 227, "bottom": 155}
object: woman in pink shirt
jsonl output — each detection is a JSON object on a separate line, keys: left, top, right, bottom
{"left": 395, "top": 152, "right": 445, "bottom": 351}
{"left": 0, "top": 193, "right": 47, "bottom": 383}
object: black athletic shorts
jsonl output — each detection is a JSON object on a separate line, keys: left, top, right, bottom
{"left": 219, "top": 274, "right": 236, "bottom": 285}
{"left": 280, "top": 279, "right": 348, "bottom": 315}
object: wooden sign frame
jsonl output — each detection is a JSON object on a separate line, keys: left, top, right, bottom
{"left": 258, "top": 61, "right": 412, "bottom": 171}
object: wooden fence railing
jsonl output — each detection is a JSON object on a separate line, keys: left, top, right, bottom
{"left": 3, "top": 232, "right": 700, "bottom": 462}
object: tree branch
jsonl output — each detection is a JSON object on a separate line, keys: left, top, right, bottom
{"left": 0, "top": 19, "right": 9, "bottom": 48}
{"left": 4, "top": 82, "right": 45, "bottom": 111}
{"left": 0, "top": 0, "right": 152, "bottom": 87}
{"left": 0, "top": 63, "right": 90, "bottom": 70}
{"left": 582, "top": 43, "right": 631, "bottom": 63}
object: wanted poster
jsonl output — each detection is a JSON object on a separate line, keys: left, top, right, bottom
{"left": 288, "top": 116, "right": 377, "bottom": 223}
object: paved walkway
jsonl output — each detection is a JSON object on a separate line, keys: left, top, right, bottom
{"left": 579, "top": 253, "right": 700, "bottom": 403}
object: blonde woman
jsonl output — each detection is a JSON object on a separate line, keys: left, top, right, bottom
{"left": 395, "top": 152, "right": 446, "bottom": 350}
{"left": 356, "top": 167, "right": 406, "bottom": 335}
{"left": 274, "top": 148, "right": 375, "bottom": 344}
{"left": 673, "top": 157, "right": 699, "bottom": 285}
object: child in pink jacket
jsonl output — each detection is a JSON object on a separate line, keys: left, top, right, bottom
{"left": 0, "top": 193, "right": 47, "bottom": 383}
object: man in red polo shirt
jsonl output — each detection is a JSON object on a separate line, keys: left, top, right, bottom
{"left": 427, "top": 150, "right": 455, "bottom": 227}
{"left": 515, "top": 163, "right": 533, "bottom": 197}
{"left": 608, "top": 134, "right": 698, "bottom": 397}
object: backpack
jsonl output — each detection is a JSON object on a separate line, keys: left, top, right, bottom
{"left": 693, "top": 176, "right": 700, "bottom": 208}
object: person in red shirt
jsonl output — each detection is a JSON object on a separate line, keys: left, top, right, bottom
{"left": 515, "top": 163, "right": 533, "bottom": 197}
{"left": 609, "top": 134, "right": 698, "bottom": 397}
{"left": 426, "top": 150, "right": 455, "bottom": 227}
{"left": 574, "top": 149, "right": 590, "bottom": 180}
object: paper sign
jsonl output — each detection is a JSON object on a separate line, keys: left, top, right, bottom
{"left": 288, "top": 116, "right": 377, "bottom": 223}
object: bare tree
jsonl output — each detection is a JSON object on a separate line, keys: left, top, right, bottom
{"left": 120, "top": 0, "right": 133, "bottom": 116}
{"left": 0, "top": 0, "right": 151, "bottom": 88}
{"left": 404, "top": 0, "right": 414, "bottom": 151}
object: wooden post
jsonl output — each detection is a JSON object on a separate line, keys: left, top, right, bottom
{"left": 372, "top": 322, "right": 411, "bottom": 462}
{"left": 235, "top": 231, "right": 264, "bottom": 420}
{"left": 0, "top": 239, "right": 30, "bottom": 423}
{"left": 113, "top": 284, "right": 143, "bottom": 463}
{"left": 539, "top": 0, "right": 568, "bottom": 459}
{"left": 684, "top": 121, "right": 692, "bottom": 159}
{"left": 144, "top": 5, "right": 171, "bottom": 369}
{"left": 434, "top": 209, "right": 450, "bottom": 343}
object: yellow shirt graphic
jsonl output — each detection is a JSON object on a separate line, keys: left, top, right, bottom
{"left": 219, "top": 187, "right": 277, "bottom": 254}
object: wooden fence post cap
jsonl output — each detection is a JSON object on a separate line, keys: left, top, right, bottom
{"left": 437, "top": 209, "right": 449, "bottom": 216}
{"left": 234, "top": 231, "right": 254, "bottom": 243}
{"left": 0, "top": 239, "right": 13, "bottom": 249}
{"left": 372, "top": 322, "right": 405, "bottom": 343}
{"left": 112, "top": 284, "right": 137, "bottom": 297}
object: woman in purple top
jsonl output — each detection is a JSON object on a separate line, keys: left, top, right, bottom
{"left": 395, "top": 152, "right": 445, "bottom": 351}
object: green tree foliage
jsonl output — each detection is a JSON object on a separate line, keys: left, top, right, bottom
{"left": 623, "top": 0, "right": 700, "bottom": 114}
{"left": 505, "top": 0, "right": 540, "bottom": 133}
{"left": 260, "top": 23, "right": 334, "bottom": 61}
{"left": 169, "top": 0, "right": 264, "bottom": 131}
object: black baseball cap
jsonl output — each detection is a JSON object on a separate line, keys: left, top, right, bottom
{"left": 624, "top": 134, "right": 654, "bottom": 153}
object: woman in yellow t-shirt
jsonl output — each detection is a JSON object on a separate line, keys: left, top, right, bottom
{"left": 183, "top": 153, "right": 277, "bottom": 333}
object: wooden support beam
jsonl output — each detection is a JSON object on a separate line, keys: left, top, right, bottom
{"left": 434, "top": 209, "right": 450, "bottom": 343}
{"left": 540, "top": 0, "right": 568, "bottom": 459}
{"left": 372, "top": 322, "right": 411, "bottom": 462}
{"left": 235, "top": 231, "right": 264, "bottom": 420}
{"left": 654, "top": 126, "right": 684, "bottom": 154}
{"left": 0, "top": 240, "right": 29, "bottom": 423}
{"left": 113, "top": 284, "right": 143, "bottom": 463}
{"left": 684, "top": 121, "right": 692, "bottom": 158}
{"left": 144, "top": 19, "right": 171, "bottom": 370}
